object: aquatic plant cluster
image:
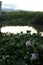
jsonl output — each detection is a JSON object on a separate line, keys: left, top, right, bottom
{"left": 0, "top": 11, "right": 43, "bottom": 26}
{"left": 0, "top": 31, "right": 43, "bottom": 65}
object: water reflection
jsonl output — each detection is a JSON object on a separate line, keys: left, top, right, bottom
{"left": 40, "top": 32, "right": 43, "bottom": 36}
{"left": 1, "top": 26, "right": 37, "bottom": 34}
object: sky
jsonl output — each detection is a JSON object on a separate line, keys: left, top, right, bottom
{"left": 0, "top": 0, "right": 43, "bottom": 11}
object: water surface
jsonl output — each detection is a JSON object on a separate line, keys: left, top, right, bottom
{"left": 1, "top": 26, "right": 37, "bottom": 34}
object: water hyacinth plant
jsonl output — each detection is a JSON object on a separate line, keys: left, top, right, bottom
{"left": 0, "top": 31, "right": 43, "bottom": 65}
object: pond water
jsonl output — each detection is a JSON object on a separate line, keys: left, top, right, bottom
{"left": 1, "top": 26, "right": 43, "bottom": 36}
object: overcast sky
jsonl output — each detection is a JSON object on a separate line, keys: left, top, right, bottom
{"left": 0, "top": 0, "right": 43, "bottom": 11}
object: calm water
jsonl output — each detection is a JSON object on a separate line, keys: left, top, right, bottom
{"left": 1, "top": 26, "right": 43, "bottom": 36}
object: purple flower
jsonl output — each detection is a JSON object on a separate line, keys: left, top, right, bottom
{"left": 25, "top": 41, "right": 31, "bottom": 47}
{"left": 30, "top": 53, "right": 38, "bottom": 61}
